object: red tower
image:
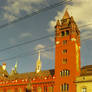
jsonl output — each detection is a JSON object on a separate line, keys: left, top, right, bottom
{"left": 54, "top": 10, "right": 81, "bottom": 92}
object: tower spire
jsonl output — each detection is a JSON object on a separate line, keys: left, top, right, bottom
{"left": 56, "top": 20, "right": 61, "bottom": 26}
{"left": 62, "top": 10, "right": 70, "bottom": 19}
{"left": 38, "top": 50, "right": 40, "bottom": 60}
{"left": 35, "top": 50, "right": 42, "bottom": 73}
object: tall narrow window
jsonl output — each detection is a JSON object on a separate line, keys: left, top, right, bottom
{"left": 61, "top": 84, "right": 63, "bottom": 92}
{"left": 62, "top": 58, "right": 67, "bottom": 64}
{"left": 44, "top": 86, "right": 47, "bottom": 92}
{"left": 15, "top": 88, "right": 18, "bottom": 92}
{"left": 64, "top": 83, "right": 66, "bottom": 91}
{"left": 63, "top": 49, "right": 67, "bottom": 54}
{"left": 33, "top": 87, "right": 37, "bottom": 92}
{"left": 48, "top": 87, "right": 53, "bottom": 92}
{"left": 82, "top": 88, "right": 87, "bottom": 92}
{"left": 67, "top": 84, "right": 69, "bottom": 91}
{"left": 37, "top": 87, "right": 42, "bottom": 92}
{"left": 60, "top": 70, "right": 70, "bottom": 77}
{"left": 3, "top": 89, "right": 6, "bottom": 92}
{"left": 66, "top": 30, "right": 69, "bottom": 36}
{"left": 61, "top": 84, "right": 69, "bottom": 92}
{"left": 61, "top": 31, "right": 64, "bottom": 36}
{"left": 7, "top": 89, "right": 12, "bottom": 92}
{"left": 63, "top": 40, "right": 67, "bottom": 45}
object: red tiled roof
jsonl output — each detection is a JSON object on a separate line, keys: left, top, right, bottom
{"left": 7, "top": 69, "right": 55, "bottom": 80}
{"left": 81, "top": 65, "right": 92, "bottom": 76}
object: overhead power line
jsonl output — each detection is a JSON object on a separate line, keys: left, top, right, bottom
{"left": 0, "top": 44, "right": 56, "bottom": 62}
{"left": 0, "top": 24, "right": 89, "bottom": 52}
{"left": 0, "top": 23, "right": 91, "bottom": 53}
{"left": 0, "top": 0, "right": 71, "bottom": 30}
{"left": 0, "top": 23, "right": 92, "bottom": 62}
{"left": 0, "top": 34, "right": 54, "bottom": 52}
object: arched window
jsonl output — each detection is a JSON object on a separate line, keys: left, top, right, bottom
{"left": 44, "top": 86, "right": 47, "bottom": 92}
{"left": 66, "top": 30, "right": 69, "bottom": 36}
{"left": 61, "top": 83, "right": 69, "bottom": 92}
{"left": 62, "top": 58, "right": 67, "bottom": 64}
{"left": 63, "top": 49, "right": 67, "bottom": 54}
{"left": 33, "top": 87, "right": 37, "bottom": 92}
{"left": 82, "top": 88, "right": 87, "bottom": 92}
{"left": 15, "top": 88, "right": 18, "bottom": 92}
{"left": 60, "top": 70, "right": 70, "bottom": 77}
{"left": 63, "top": 40, "right": 67, "bottom": 45}
{"left": 61, "top": 31, "right": 64, "bottom": 36}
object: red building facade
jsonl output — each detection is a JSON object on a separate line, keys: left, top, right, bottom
{"left": 55, "top": 10, "right": 81, "bottom": 92}
{"left": 0, "top": 10, "right": 81, "bottom": 92}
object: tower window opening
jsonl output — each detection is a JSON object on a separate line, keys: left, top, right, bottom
{"left": 64, "top": 83, "right": 66, "bottom": 91}
{"left": 61, "top": 31, "right": 64, "bottom": 36}
{"left": 63, "top": 49, "right": 67, "bottom": 54}
{"left": 33, "top": 87, "right": 37, "bottom": 92}
{"left": 56, "top": 32, "right": 60, "bottom": 37}
{"left": 82, "top": 88, "right": 87, "bottom": 92}
{"left": 66, "top": 30, "right": 69, "bottom": 36}
{"left": 61, "top": 83, "right": 69, "bottom": 92}
{"left": 60, "top": 70, "right": 70, "bottom": 77}
{"left": 61, "top": 84, "right": 63, "bottom": 91}
{"left": 62, "top": 58, "right": 67, "bottom": 64}
{"left": 63, "top": 40, "right": 67, "bottom": 45}
{"left": 44, "top": 86, "right": 47, "bottom": 92}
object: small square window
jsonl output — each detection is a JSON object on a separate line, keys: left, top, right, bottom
{"left": 63, "top": 40, "right": 67, "bottom": 45}
{"left": 82, "top": 88, "right": 87, "bottom": 92}
{"left": 63, "top": 49, "right": 67, "bottom": 54}
{"left": 62, "top": 58, "right": 67, "bottom": 64}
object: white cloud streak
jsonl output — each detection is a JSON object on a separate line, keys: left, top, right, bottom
{"left": 48, "top": 0, "right": 92, "bottom": 41}
{"left": 9, "top": 38, "right": 17, "bottom": 45}
{"left": 19, "top": 32, "right": 32, "bottom": 39}
{"left": 3, "top": 0, "right": 46, "bottom": 21}
{"left": 35, "top": 44, "right": 53, "bottom": 59}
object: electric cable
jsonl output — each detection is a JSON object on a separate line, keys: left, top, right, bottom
{"left": 0, "top": 0, "right": 71, "bottom": 30}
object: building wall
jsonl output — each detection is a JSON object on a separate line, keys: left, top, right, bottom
{"left": 0, "top": 78, "right": 55, "bottom": 92}
{"left": 76, "top": 76, "right": 92, "bottom": 92}
{"left": 54, "top": 11, "right": 81, "bottom": 92}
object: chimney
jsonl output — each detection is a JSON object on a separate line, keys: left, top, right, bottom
{"left": 2, "top": 62, "right": 6, "bottom": 70}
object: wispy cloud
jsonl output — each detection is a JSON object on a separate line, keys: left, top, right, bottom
{"left": 81, "top": 31, "right": 92, "bottom": 41}
{"left": 9, "top": 38, "right": 17, "bottom": 45}
{"left": 34, "top": 44, "right": 53, "bottom": 59}
{"left": 48, "top": 0, "right": 92, "bottom": 41}
{"left": 9, "top": 32, "right": 32, "bottom": 45}
{"left": 19, "top": 32, "right": 32, "bottom": 39}
{"left": 3, "top": 0, "right": 47, "bottom": 21}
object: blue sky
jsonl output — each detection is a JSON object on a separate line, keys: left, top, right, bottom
{"left": 0, "top": 0, "right": 92, "bottom": 73}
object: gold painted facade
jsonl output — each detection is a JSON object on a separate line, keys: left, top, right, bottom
{"left": 76, "top": 75, "right": 92, "bottom": 92}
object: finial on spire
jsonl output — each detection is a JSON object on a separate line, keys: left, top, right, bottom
{"left": 62, "top": 10, "right": 70, "bottom": 19}
{"left": 35, "top": 50, "right": 42, "bottom": 73}
{"left": 38, "top": 50, "right": 40, "bottom": 60}
{"left": 56, "top": 20, "right": 61, "bottom": 26}
{"left": 15, "top": 60, "right": 18, "bottom": 69}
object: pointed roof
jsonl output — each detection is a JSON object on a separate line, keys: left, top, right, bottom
{"left": 36, "top": 50, "right": 41, "bottom": 65}
{"left": 56, "top": 20, "right": 61, "bottom": 26}
{"left": 62, "top": 10, "right": 70, "bottom": 19}
{"left": 36, "top": 51, "right": 42, "bottom": 73}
